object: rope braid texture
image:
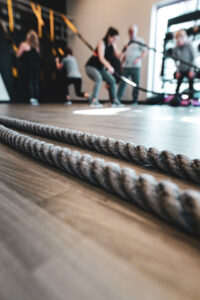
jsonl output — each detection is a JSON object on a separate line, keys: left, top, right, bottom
{"left": 0, "top": 116, "right": 200, "bottom": 185}
{"left": 0, "top": 117, "right": 200, "bottom": 237}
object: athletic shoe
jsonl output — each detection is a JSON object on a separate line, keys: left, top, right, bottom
{"left": 132, "top": 102, "right": 138, "bottom": 106}
{"left": 29, "top": 98, "right": 39, "bottom": 106}
{"left": 111, "top": 100, "right": 125, "bottom": 107}
{"left": 64, "top": 101, "right": 72, "bottom": 105}
{"left": 88, "top": 95, "right": 93, "bottom": 105}
{"left": 90, "top": 100, "right": 103, "bottom": 108}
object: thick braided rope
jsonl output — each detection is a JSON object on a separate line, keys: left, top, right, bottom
{"left": 0, "top": 116, "right": 199, "bottom": 185}
{"left": 0, "top": 124, "right": 200, "bottom": 236}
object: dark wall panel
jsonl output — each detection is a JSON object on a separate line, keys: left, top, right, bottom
{"left": 30, "top": 0, "right": 66, "bottom": 13}
{"left": 0, "top": 0, "right": 68, "bottom": 103}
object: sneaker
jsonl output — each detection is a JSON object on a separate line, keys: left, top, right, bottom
{"left": 88, "top": 95, "right": 93, "bottom": 105}
{"left": 29, "top": 98, "right": 39, "bottom": 106}
{"left": 90, "top": 100, "right": 103, "bottom": 108}
{"left": 111, "top": 99, "right": 124, "bottom": 107}
{"left": 132, "top": 102, "right": 138, "bottom": 106}
{"left": 64, "top": 101, "right": 72, "bottom": 106}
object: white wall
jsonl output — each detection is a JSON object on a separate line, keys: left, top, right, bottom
{"left": 67, "top": 0, "right": 159, "bottom": 101}
{"left": 0, "top": 73, "right": 10, "bottom": 101}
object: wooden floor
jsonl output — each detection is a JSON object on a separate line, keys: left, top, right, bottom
{"left": 0, "top": 103, "right": 199, "bottom": 300}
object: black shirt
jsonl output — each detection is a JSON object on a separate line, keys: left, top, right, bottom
{"left": 21, "top": 47, "right": 40, "bottom": 70}
{"left": 86, "top": 38, "right": 115, "bottom": 70}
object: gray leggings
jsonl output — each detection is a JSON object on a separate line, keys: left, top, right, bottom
{"left": 85, "top": 66, "right": 117, "bottom": 101}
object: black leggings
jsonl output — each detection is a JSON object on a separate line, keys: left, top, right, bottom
{"left": 175, "top": 70, "right": 194, "bottom": 97}
{"left": 66, "top": 77, "right": 85, "bottom": 97}
{"left": 28, "top": 65, "right": 40, "bottom": 99}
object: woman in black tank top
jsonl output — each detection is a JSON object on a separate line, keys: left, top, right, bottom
{"left": 85, "top": 27, "right": 124, "bottom": 107}
{"left": 16, "top": 30, "right": 40, "bottom": 105}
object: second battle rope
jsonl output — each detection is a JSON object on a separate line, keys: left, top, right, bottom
{"left": 0, "top": 121, "right": 200, "bottom": 236}
{"left": 0, "top": 116, "right": 200, "bottom": 185}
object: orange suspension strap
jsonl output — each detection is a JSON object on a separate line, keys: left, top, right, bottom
{"left": 30, "top": 2, "right": 44, "bottom": 38}
{"left": 58, "top": 48, "right": 64, "bottom": 56}
{"left": 49, "top": 9, "right": 54, "bottom": 42}
{"left": 61, "top": 14, "right": 95, "bottom": 52}
{"left": 7, "top": 0, "right": 14, "bottom": 32}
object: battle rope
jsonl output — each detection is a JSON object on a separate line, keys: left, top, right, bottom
{"left": 0, "top": 123, "right": 200, "bottom": 236}
{"left": 0, "top": 117, "right": 200, "bottom": 186}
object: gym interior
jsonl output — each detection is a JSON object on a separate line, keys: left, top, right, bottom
{"left": 0, "top": 0, "right": 200, "bottom": 299}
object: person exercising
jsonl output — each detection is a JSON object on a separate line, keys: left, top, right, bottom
{"left": 173, "top": 30, "right": 195, "bottom": 98}
{"left": 16, "top": 30, "right": 40, "bottom": 106}
{"left": 118, "top": 24, "right": 146, "bottom": 105}
{"left": 85, "top": 27, "right": 123, "bottom": 107}
{"left": 55, "top": 47, "right": 89, "bottom": 105}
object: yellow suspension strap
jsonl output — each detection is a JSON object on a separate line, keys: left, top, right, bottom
{"left": 30, "top": 2, "right": 44, "bottom": 38}
{"left": 58, "top": 47, "right": 64, "bottom": 56}
{"left": 11, "top": 43, "right": 19, "bottom": 78}
{"left": 12, "top": 67, "right": 18, "bottom": 78}
{"left": 4, "top": 2, "right": 18, "bottom": 77}
{"left": 51, "top": 48, "right": 57, "bottom": 56}
{"left": 12, "top": 43, "right": 18, "bottom": 53}
{"left": 7, "top": 0, "right": 14, "bottom": 32}
{"left": 49, "top": 9, "right": 54, "bottom": 42}
{"left": 61, "top": 14, "right": 95, "bottom": 52}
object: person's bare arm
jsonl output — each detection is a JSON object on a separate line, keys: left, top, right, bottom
{"left": 133, "top": 50, "right": 147, "bottom": 65}
{"left": 120, "top": 43, "right": 129, "bottom": 67}
{"left": 140, "top": 49, "right": 147, "bottom": 59}
{"left": 97, "top": 40, "right": 114, "bottom": 73}
{"left": 113, "top": 43, "right": 121, "bottom": 59}
{"left": 121, "top": 53, "right": 126, "bottom": 67}
{"left": 16, "top": 42, "right": 29, "bottom": 58}
{"left": 55, "top": 57, "right": 63, "bottom": 70}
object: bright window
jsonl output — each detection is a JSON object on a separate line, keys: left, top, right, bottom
{"left": 148, "top": 0, "right": 200, "bottom": 95}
